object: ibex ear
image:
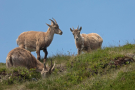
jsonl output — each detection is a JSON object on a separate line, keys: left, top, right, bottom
{"left": 41, "top": 68, "right": 46, "bottom": 78}
{"left": 46, "top": 23, "right": 52, "bottom": 27}
{"left": 79, "top": 27, "right": 82, "bottom": 32}
{"left": 70, "top": 28, "right": 73, "bottom": 32}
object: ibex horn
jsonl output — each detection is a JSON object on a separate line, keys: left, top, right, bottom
{"left": 52, "top": 18, "right": 57, "bottom": 24}
{"left": 49, "top": 19, "right": 55, "bottom": 25}
{"left": 49, "top": 59, "right": 55, "bottom": 74}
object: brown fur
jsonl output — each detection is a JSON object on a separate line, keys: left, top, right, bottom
{"left": 70, "top": 26, "right": 103, "bottom": 54}
{"left": 16, "top": 18, "right": 63, "bottom": 63}
{"left": 81, "top": 33, "right": 103, "bottom": 50}
{"left": 6, "top": 47, "right": 55, "bottom": 77}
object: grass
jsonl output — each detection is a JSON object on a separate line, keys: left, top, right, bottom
{"left": 0, "top": 43, "right": 135, "bottom": 90}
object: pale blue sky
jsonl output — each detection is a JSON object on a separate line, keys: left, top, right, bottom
{"left": 0, "top": 0, "right": 135, "bottom": 63}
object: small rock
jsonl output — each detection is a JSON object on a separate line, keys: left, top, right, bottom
{"left": 32, "top": 78, "right": 37, "bottom": 81}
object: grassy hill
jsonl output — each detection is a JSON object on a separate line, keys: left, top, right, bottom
{"left": 0, "top": 43, "right": 135, "bottom": 90}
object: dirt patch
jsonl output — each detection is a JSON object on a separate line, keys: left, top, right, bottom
{"left": 109, "top": 56, "right": 134, "bottom": 66}
{"left": 86, "top": 56, "right": 135, "bottom": 76}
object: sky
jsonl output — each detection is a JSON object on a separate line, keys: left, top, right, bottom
{"left": 0, "top": 0, "right": 135, "bottom": 63}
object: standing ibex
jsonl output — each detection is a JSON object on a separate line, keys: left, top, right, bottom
{"left": 6, "top": 47, "right": 55, "bottom": 77}
{"left": 16, "top": 18, "right": 63, "bottom": 63}
{"left": 70, "top": 26, "right": 103, "bottom": 55}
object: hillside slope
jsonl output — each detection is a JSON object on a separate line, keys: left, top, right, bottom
{"left": 0, "top": 43, "right": 135, "bottom": 90}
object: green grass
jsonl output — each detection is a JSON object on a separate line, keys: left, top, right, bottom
{"left": 0, "top": 43, "right": 135, "bottom": 90}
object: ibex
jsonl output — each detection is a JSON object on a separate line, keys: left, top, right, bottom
{"left": 70, "top": 26, "right": 103, "bottom": 55}
{"left": 6, "top": 47, "right": 55, "bottom": 77}
{"left": 16, "top": 18, "right": 63, "bottom": 63}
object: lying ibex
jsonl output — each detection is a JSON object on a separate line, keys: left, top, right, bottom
{"left": 16, "top": 18, "right": 63, "bottom": 63}
{"left": 70, "top": 26, "right": 103, "bottom": 55}
{"left": 6, "top": 47, "right": 55, "bottom": 77}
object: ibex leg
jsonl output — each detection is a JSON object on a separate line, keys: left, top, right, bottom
{"left": 43, "top": 48, "right": 48, "bottom": 63}
{"left": 36, "top": 47, "right": 40, "bottom": 60}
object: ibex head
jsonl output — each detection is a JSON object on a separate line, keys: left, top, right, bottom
{"left": 46, "top": 18, "right": 63, "bottom": 35}
{"left": 70, "top": 26, "right": 82, "bottom": 41}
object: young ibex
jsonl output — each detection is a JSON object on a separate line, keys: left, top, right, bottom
{"left": 16, "top": 18, "right": 63, "bottom": 63}
{"left": 6, "top": 47, "right": 55, "bottom": 77}
{"left": 70, "top": 26, "right": 103, "bottom": 55}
